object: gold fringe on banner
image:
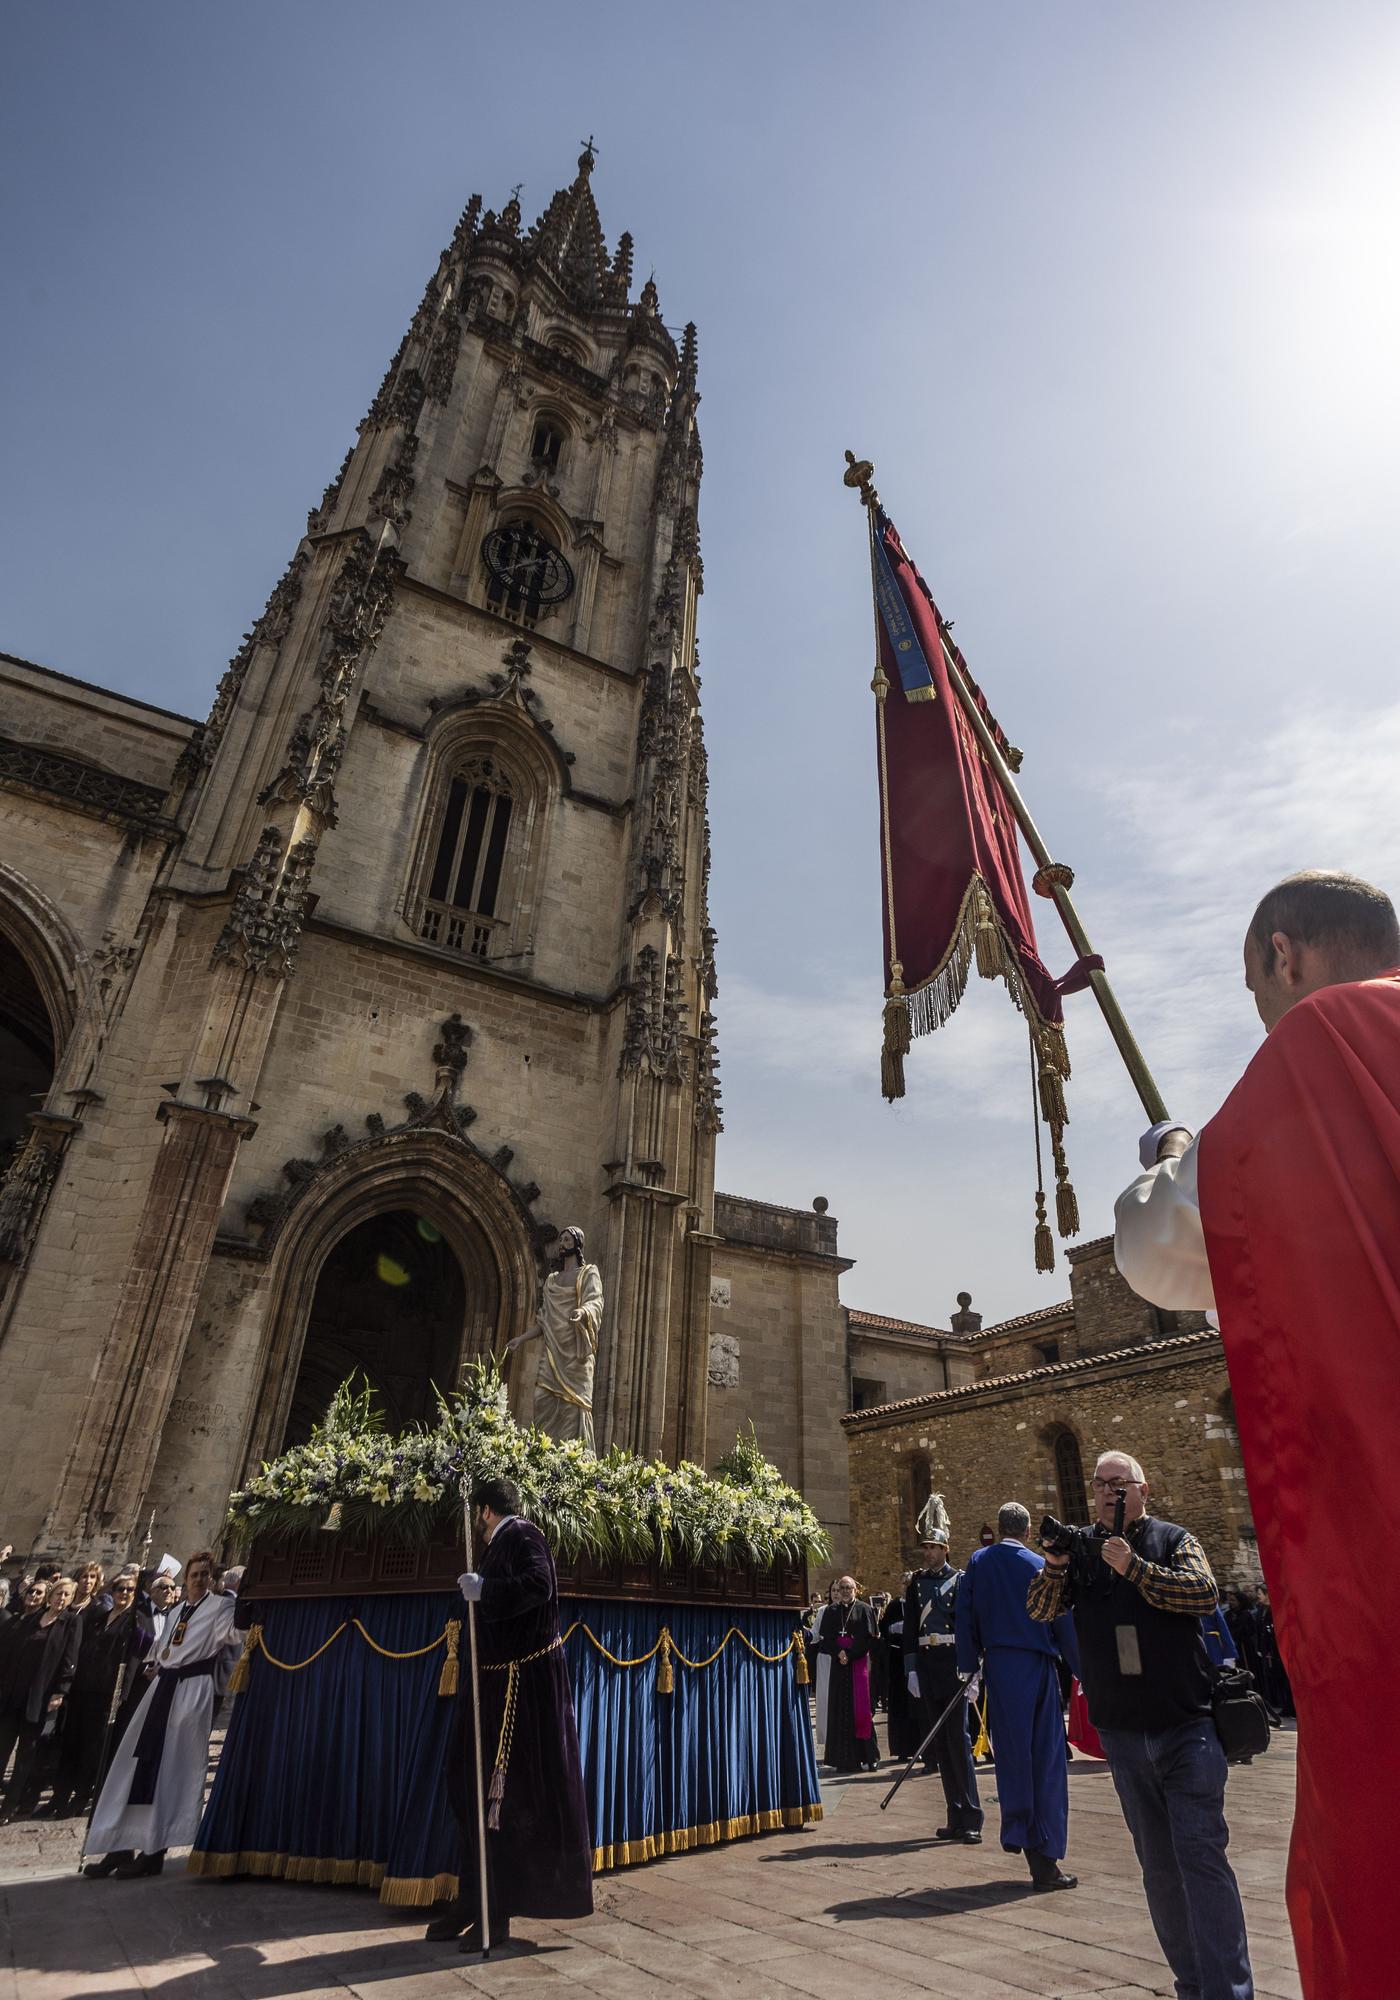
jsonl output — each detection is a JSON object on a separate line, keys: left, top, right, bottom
{"left": 227, "top": 1623, "right": 262, "bottom": 1695}
{"left": 438, "top": 1620, "right": 460, "bottom": 1697}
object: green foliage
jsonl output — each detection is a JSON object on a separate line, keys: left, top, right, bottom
{"left": 226, "top": 1363, "right": 828, "bottom": 1573}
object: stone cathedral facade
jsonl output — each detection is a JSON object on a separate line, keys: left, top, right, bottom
{"left": 0, "top": 155, "right": 735, "bottom": 1567}
{"left": 0, "top": 156, "right": 1248, "bottom": 1585}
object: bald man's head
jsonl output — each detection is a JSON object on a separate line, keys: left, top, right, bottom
{"left": 1245, "top": 871, "right": 1400, "bottom": 1031}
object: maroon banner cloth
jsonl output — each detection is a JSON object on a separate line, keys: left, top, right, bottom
{"left": 874, "top": 513, "right": 1061, "bottom": 1032}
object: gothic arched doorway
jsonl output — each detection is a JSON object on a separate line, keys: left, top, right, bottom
{"left": 0, "top": 937, "right": 55, "bottom": 1180}
{"left": 281, "top": 1209, "right": 468, "bottom": 1448}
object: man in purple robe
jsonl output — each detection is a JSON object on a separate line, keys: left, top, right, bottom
{"left": 425, "top": 1477, "right": 593, "bottom": 1955}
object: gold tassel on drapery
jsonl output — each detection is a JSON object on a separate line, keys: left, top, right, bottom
{"left": 656, "top": 1629, "right": 675, "bottom": 1695}
{"left": 793, "top": 1632, "right": 809, "bottom": 1686}
{"left": 973, "top": 882, "right": 1006, "bottom": 980}
{"left": 438, "top": 1619, "right": 460, "bottom": 1697}
{"left": 881, "top": 966, "right": 911, "bottom": 1102}
{"left": 227, "top": 1623, "right": 262, "bottom": 1695}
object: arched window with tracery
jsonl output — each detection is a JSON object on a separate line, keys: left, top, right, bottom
{"left": 417, "top": 754, "right": 516, "bottom": 960}
{"left": 530, "top": 417, "right": 565, "bottom": 471}
{"left": 1052, "top": 1426, "right": 1090, "bottom": 1524}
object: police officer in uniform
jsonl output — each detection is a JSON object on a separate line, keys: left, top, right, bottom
{"left": 903, "top": 1495, "right": 983, "bottom": 1843}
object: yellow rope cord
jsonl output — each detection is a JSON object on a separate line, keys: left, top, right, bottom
{"left": 254, "top": 1623, "right": 349, "bottom": 1671}
{"left": 561, "top": 1622, "right": 800, "bottom": 1672}
{"left": 350, "top": 1618, "right": 450, "bottom": 1661}
{"left": 238, "top": 1617, "right": 802, "bottom": 1681}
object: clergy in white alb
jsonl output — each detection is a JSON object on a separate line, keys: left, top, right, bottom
{"left": 87, "top": 1552, "right": 240, "bottom": 1865}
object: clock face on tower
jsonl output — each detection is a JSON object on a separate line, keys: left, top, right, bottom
{"left": 482, "top": 523, "right": 575, "bottom": 608}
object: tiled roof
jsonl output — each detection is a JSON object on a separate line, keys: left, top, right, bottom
{"left": 840, "top": 1328, "right": 1221, "bottom": 1426}
{"left": 847, "top": 1298, "right": 1072, "bottom": 1343}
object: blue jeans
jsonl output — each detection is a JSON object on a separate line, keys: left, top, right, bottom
{"left": 1098, "top": 1718, "right": 1253, "bottom": 2000}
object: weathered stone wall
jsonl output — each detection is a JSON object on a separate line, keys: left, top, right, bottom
{"left": 707, "top": 1193, "right": 852, "bottom": 1582}
{"left": 844, "top": 1333, "right": 1260, "bottom": 1596}
{"left": 1066, "top": 1236, "right": 1167, "bottom": 1355}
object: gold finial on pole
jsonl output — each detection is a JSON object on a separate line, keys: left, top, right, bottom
{"left": 843, "top": 449, "right": 878, "bottom": 509}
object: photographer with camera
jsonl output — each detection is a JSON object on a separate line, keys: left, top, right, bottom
{"left": 1028, "top": 1451, "right": 1253, "bottom": 2000}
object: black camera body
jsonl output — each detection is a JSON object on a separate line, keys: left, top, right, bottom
{"left": 1038, "top": 1492, "right": 1126, "bottom": 1590}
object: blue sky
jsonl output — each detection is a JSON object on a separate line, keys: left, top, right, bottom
{"left": 5, "top": 5, "right": 1399, "bottom": 1322}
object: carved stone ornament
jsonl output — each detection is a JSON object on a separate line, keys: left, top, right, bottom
{"left": 179, "top": 550, "right": 312, "bottom": 785}
{"left": 260, "top": 535, "right": 406, "bottom": 826}
{"left": 0, "top": 1114, "right": 80, "bottom": 1269}
{"left": 707, "top": 1330, "right": 740, "bottom": 1390}
{"left": 619, "top": 945, "right": 688, "bottom": 1085}
{"left": 242, "top": 1014, "right": 552, "bottom": 1257}
{"left": 0, "top": 732, "right": 169, "bottom": 826}
{"left": 427, "top": 638, "right": 576, "bottom": 767}
{"left": 210, "top": 826, "right": 317, "bottom": 979}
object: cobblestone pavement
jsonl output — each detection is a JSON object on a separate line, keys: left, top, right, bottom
{"left": 0, "top": 1736, "right": 1301, "bottom": 1998}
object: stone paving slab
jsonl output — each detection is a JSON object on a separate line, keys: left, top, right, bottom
{"left": 0, "top": 1736, "right": 1301, "bottom": 1998}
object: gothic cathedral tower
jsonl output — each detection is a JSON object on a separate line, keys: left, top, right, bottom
{"left": 0, "top": 152, "right": 721, "bottom": 1563}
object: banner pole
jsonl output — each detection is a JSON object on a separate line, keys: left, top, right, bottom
{"left": 463, "top": 1501, "right": 492, "bottom": 1961}
{"left": 843, "top": 451, "right": 1171, "bottom": 1127}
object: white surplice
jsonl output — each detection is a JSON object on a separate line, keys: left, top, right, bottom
{"left": 1113, "top": 1135, "right": 1217, "bottom": 1312}
{"left": 87, "top": 1590, "right": 240, "bottom": 1854}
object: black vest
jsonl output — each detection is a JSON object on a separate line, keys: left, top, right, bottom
{"left": 1071, "top": 1516, "right": 1213, "bottom": 1733}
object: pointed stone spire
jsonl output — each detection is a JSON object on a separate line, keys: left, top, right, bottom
{"left": 605, "top": 231, "right": 634, "bottom": 302}
{"left": 638, "top": 273, "right": 660, "bottom": 318}
{"left": 676, "top": 321, "right": 698, "bottom": 394}
{"left": 527, "top": 147, "right": 608, "bottom": 303}
{"left": 450, "top": 193, "right": 482, "bottom": 258}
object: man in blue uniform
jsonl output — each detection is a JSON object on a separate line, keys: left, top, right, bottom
{"left": 903, "top": 1501, "right": 982, "bottom": 1843}
{"left": 955, "top": 1502, "right": 1076, "bottom": 1891}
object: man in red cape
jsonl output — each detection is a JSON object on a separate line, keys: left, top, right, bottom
{"left": 1114, "top": 870, "right": 1400, "bottom": 1999}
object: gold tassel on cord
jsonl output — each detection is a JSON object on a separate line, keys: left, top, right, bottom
{"left": 881, "top": 964, "right": 910, "bottom": 1101}
{"left": 974, "top": 884, "right": 1005, "bottom": 980}
{"left": 227, "top": 1623, "right": 262, "bottom": 1696}
{"left": 1038, "top": 1063, "right": 1067, "bottom": 1129}
{"left": 1056, "top": 1171, "right": 1080, "bottom": 1240}
{"left": 793, "top": 1633, "right": 810, "bottom": 1686}
{"left": 438, "top": 1619, "right": 460, "bottom": 1698}
{"left": 1034, "top": 1190, "right": 1055, "bottom": 1273}
{"left": 656, "top": 1629, "right": 674, "bottom": 1695}
{"left": 1052, "top": 1135, "right": 1080, "bottom": 1238}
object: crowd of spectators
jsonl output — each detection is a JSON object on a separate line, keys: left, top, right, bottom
{"left": 0, "top": 1540, "right": 243, "bottom": 1825}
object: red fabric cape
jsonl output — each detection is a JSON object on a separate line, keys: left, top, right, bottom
{"left": 1198, "top": 971, "right": 1400, "bottom": 2000}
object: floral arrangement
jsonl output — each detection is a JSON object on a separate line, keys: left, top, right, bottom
{"left": 225, "top": 1365, "right": 828, "bottom": 1573}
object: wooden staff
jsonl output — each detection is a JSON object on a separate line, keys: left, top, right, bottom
{"left": 463, "top": 1500, "right": 492, "bottom": 1960}
{"left": 844, "top": 450, "right": 1171, "bottom": 1127}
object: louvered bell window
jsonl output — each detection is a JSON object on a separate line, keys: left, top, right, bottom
{"left": 418, "top": 759, "right": 514, "bottom": 959}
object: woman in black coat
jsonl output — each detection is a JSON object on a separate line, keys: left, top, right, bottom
{"left": 0, "top": 1575, "right": 83, "bottom": 1819}
{"left": 48, "top": 1573, "right": 150, "bottom": 1817}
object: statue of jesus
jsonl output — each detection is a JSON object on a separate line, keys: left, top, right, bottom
{"left": 506, "top": 1226, "right": 604, "bottom": 1448}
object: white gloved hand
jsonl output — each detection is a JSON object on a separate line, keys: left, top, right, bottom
{"left": 906, "top": 1669, "right": 921, "bottom": 1697}
{"left": 457, "top": 1572, "right": 483, "bottom": 1602}
{"left": 1139, "top": 1122, "right": 1193, "bottom": 1171}
{"left": 963, "top": 1672, "right": 981, "bottom": 1704}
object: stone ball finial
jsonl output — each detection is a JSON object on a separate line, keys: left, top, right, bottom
{"left": 957, "top": 1290, "right": 972, "bottom": 1310}
{"left": 812, "top": 1196, "right": 829, "bottom": 1214}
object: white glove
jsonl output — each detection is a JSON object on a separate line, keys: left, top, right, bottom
{"left": 906, "top": 1669, "right": 920, "bottom": 1696}
{"left": 1139, "top": 1122, "right": 1193, "bottom": 1171}
{"left": 457, "top": 1572, "right": 483, "bottom": 1602}
{"left": 963, "top": 1672, "right": 981, "bottom": 1704}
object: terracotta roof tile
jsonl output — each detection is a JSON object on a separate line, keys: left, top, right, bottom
{"left": 840, "top": 1327, "right": 1221, "bottom": 1426}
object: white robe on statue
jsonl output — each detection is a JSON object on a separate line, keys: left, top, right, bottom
{"left": 1113, "top": 1137, "right": 1216, "bottom": 1311}
{"left": 532, "top": 1261, "right": 604, "bottom": 1448}
{"left": 88, "top": 1590, "right": 239, "bottom": 1854}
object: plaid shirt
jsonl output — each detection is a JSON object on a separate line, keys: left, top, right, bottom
{"left": 1026, "top": 1516, "right": 1218, "bottom": 1622}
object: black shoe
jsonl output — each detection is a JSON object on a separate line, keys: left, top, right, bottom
{"left": 1032, "top": 1869, "right": 1078, "bottom": 1892}
{"left": 458, "top": 1920, "right": 513, "bottom": 1954}
{"left": 935, "top": 1826, "right": 982, "bottom": 1844}
{"left": 83, "top": 1852, "right": 134, "bottom": 1879}
{"left": 111, "top": 1851, "right": 164, "bottom": 1878}
{"left": 424, "top": 1904, "right": 470, "bottom": 1942}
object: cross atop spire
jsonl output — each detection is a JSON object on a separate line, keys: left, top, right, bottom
{"left": 579, "top": 135, "right": 598, "bottom": 167}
